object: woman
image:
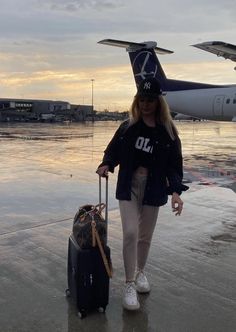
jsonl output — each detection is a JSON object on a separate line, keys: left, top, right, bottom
{"left": 96, "top": 77, "right": 188, "bottom": 310}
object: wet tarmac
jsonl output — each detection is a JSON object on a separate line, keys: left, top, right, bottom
{"left": 0, "top": 121, "right": 236, "bottom": 331}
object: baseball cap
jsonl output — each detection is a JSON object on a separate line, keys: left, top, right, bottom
{"left": 136, "top": 78, "right": 163, "bottom": 98}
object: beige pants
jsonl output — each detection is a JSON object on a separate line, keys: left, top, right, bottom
{"left": 119, "top": 169, "right": 159, "bottom": 281}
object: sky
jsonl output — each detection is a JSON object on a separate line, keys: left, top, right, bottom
{"left": 0, "top": 0, "right": 235, "bottom": 112}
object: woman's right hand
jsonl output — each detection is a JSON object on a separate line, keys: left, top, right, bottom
{"left": 96, "top": 165, "right": 109, "bottom": 177}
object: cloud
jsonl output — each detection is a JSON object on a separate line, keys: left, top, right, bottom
{"left": 35, "top": 0, "right": 123, "bottom": 12}
{"left": 0, "top": 0, "right": 235, "bottom": 111}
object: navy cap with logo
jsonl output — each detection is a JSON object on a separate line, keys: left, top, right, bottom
{"left": 136, "top": 77, "right": 163, "bottom": 98}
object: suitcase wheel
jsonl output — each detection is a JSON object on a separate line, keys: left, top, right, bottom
{"left": 65, "top": 289, "right": 71, "bottom": 297}
{"left": 98, "top": 306, "right": 106, "bottom": 313}
{"left": 78, "top": 309, "right": 87, "bottom": 319}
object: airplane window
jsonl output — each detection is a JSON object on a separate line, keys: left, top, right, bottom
{"left": 226, "top": 99, "right": 230, "bottom": 104}
{"left": 233, "top": 99, "right": 236, "bottom": 104}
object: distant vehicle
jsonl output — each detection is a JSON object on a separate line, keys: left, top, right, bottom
{"left": 98, "top": 39, "right": 236, "bottom": 122}
{"left": 174, "top": 113, "right": 201, "bottom": 121}
{"left": 40, "top": 113, "right": 55, "bottom": 121}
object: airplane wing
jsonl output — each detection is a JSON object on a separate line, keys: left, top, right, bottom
{"left": 98, "top": 39, "right": 173, "bottom": 55}
{"left": 192, "top": 41, "right": 236, "bottom": 62}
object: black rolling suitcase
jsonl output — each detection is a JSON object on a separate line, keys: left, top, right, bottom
{"left": 66, "top": 177, "right": 112, "bottom": 318}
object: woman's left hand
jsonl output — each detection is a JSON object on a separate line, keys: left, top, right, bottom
{"left": 171, "top": 192, "right": 184, "bottom": 216}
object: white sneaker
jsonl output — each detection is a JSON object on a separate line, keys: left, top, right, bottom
{"left": 135, "top": 271, "right": 151, "bottom": 293}
{"left": 122, "top": 282, "right": 140, "bottom": 310}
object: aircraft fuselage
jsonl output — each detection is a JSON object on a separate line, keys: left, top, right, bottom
{"left": 166, "top": 87, "right": 236, "bottom": 121}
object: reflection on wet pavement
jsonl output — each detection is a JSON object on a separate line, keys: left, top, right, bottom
{"left": 0, "top": 121, "right": 236, "bottom": 332}
{"left": 178, "top": 121, "right": 236, "bottom": 191}
{"left": 0, "top": 121, "right": 235, "bottom": 229}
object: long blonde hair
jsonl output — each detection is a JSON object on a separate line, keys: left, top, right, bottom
{"left": 129, "top": 94, "right": 178, "bottom": 140}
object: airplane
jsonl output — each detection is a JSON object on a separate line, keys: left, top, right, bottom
{"left": 192, "top": 41, "right": 236, "bottom": 70}
{"left": 98, "top": 39, "right": 236, "bottom": 122}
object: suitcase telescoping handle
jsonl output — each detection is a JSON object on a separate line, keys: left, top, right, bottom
{"left": 99, "top": 175, "right": 108, "bottom": 224}
{"left": 97, "top": 176, "right": 112, "bottom": 278}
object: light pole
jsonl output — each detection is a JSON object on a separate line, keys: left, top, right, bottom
{"left": 91, "top": 79, "right": 94, "bottom": 111}
{"left": 91, "top": 79, "right": 95, "bottom": 121}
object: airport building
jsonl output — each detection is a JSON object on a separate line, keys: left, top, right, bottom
{"left": 0, "top": 98, "right": 93, "bottom": 122}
